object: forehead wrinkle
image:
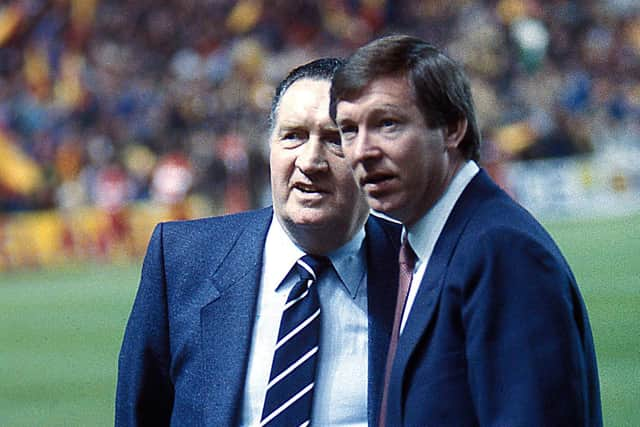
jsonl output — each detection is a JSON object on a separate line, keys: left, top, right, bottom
{"left": 337, "top": 101, "right": 404, "bottom": 123}
{"left": 337, "top": 78, "right": 419, "bottom": 125}
{"left": 276, "top": 114, "right": 337, "bottom": 132}
{"left": 345, "top": 75, "right": 414, "bottom": 103}
{"left": 277, "top": 108, "right": 335, "bottom": 131}
{"left": 271, "top": 78, "right": 339, "bottom": 143}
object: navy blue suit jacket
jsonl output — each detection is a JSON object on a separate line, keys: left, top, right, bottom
{"left": 116, "top": 207, "right": 400, "bottom": 426}
{"left": 384, "top": 170, "right": 602, "bottom": 426}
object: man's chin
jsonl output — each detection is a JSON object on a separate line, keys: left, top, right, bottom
{"left": 367, "top": 197, "right": 403, "bottom": 222}
{"left": 290, "top": 211, "right": 335, "bottom": 229}
{"left": 366, "top": 196, "right": 391, "bottom": 214}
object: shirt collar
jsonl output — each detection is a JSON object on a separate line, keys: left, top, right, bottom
{"left": 265, "top": 214, "right": 366, "bottom": 299}
{"left": 406, "top": 161, "right": 479, "bottom": 260}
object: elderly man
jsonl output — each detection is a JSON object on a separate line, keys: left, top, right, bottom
{"left": 116, "top": 58, "right": 400, "bottom": 426}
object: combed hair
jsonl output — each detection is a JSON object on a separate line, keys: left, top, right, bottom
{"left": 330, "top": 35, "right": 481, "bottom": 161}
{"left": 269, "top": 57, "right": 344, "bottom": 133}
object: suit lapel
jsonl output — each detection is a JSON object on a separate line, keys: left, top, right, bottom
{"left": 365, "top": 215, "right": 401, "bottom": 425}
{"left": 196, "top": 210, "right": 403, "bottom": 425}
{"left": 200, "top": 208, "right": 272, "bottom": 425}
{"left": 390, "top": 171, "right": 499, "bottom": 412}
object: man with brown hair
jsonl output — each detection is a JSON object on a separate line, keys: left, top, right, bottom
{"left": 332, "top": 34, "right": 601, "bottom": 427}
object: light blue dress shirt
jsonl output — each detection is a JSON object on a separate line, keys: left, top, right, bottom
{"left": 240, "top": 215, "right": 368, "bottom": 426}
{"left": 400, "top": 160, "right": 479, "bottom": 333}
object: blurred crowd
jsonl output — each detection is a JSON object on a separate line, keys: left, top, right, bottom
{"left": 0, "top": 0, "right": 639, "bottom": 213}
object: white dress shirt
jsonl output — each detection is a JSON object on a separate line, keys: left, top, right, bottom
{"left": 240, "top": 214, "right": 369, "bottom": 426}
{"left": 400, "top": 161, "right": 479, "bottom": 333}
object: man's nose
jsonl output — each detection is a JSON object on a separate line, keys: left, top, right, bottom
{"left": 295, "top": 138, "right": 328, "bottom": 173}
{"left": 350, "top": 128, "right": 379, "bottom": 162}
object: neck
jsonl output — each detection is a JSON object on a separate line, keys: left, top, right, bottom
{"left": 405, "top": 157, "right": 466, "bottom": 227}
{"left": 282, "top": 217, "right": 367, "bottom": 255}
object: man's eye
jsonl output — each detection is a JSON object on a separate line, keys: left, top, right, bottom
{"left": 283, "top": 131, "right": 303, "bottom": 140}
{"left": 380, "top": 118, "right": 397, "bottom": 128}
{"left": 339, "top": 125, "right": 357, "bottom": 138}
{"left": 278, "top": 130, "right": 307, "bottom": 148}
{"left": 324, "top": 134, "right": 342, "bottom": 147}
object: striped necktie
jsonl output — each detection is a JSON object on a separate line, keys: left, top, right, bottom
{"left": 260, "top": 255, "right": 330, "bottom": 427}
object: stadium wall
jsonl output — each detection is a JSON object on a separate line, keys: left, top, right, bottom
{"left": 0, "top": 196, "right": 213, "bottom": 271}
{"left": 1, "top": 146, "right": 639, "bottom": 271}
{"left": 503, "top": 145, "right": 640, "bottom": 220}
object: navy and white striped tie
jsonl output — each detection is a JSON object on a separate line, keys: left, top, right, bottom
{"left": 260, "top": 255, "right": 330, "bottom": 427}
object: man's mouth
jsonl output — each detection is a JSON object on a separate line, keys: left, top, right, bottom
{"left": 361, "top": 173, "right": 394, "bottom": 187}
{"left": 293, "top": 183, "right": 326, "bottom": 194}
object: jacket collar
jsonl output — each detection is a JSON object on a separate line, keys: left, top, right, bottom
{"left": 201, "top": 207, "right": 273, "bottom": 425}
{"left": 389, "top": 170, "right": 500, "bottom": 408}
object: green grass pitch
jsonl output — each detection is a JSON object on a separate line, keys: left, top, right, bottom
{"left": 1, "top": 213, "right": 638, "bottom": 426}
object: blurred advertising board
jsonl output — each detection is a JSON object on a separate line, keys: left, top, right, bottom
{"left": 0, "top": 196, "right": 212, "bottom": 271}
{"left": 503, "top": 145, "right": 640, "bottom": 220}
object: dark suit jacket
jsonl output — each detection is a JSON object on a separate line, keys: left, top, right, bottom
{"left": 116, "top": 207, "right": 400, "bottom": 426}
{"left": 385, "top": 170, "right": 602, "bottom": 427}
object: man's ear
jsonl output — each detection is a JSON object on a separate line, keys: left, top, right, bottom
{"left": 444, "top": 118, "right": 467, "bottom": 149}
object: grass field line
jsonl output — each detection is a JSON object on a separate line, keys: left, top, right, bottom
{"left": 1, "top": 214, "right": 639, "bottom": 425}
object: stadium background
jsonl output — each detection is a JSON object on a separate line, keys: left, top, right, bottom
{"left": 0, "top": 0, "right": 638, "bottom": 425}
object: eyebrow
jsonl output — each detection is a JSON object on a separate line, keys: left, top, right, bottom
{"left": 337, "top": 104, "right": 406, "bottom": 122}
{"left": 368, "top": 103, "right": 407, "bottom": 114}
{"left": 277, "top": 120, "right": 339, "bottom": 132}
{"left": 277, "top": 123, "right": 305, "bottom": 131}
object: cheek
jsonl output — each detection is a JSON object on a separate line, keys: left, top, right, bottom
{"left": 332, "top": 159, "right": 358, "bottom": 182}
{"left": 341, "top": 145, "right": 357, "bottom": 166}
{"left": 270, "top": 149, "right": 294, "bottom": 179}
{"left": 269, "top": 153, "right": 293, "bottom": 201}
{"left": 345, "top": 157, "right": 364, "bottom": 181}
{"left": 397, "top": 140, "right": 433, "bottom": 173}
{"left": 336, "top": 173, "right": 363, "bottom": 204}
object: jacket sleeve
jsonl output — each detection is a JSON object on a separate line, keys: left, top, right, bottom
{"left": 462, "top": 227, "right": 601, "bottom": 426}
{"left": 115, "top": 223, "right": 174, "bottom": 425}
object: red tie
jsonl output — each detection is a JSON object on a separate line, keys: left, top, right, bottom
{"left": 379, "top": 234, "right": 416, "bottom": 426}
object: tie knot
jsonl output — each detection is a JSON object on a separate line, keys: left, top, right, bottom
{"left": 400, "top": 235, "right": 416, "bottom": 269}
{"left": 296, "top": 254, "right": 331, "bottom": 282}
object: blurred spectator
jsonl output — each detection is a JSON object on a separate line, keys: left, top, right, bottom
{"left": 151, "top": 151, "right": 193, "bottom": 219}
{"left": 0, "top": 0, "right": 637, "bottom": 214}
